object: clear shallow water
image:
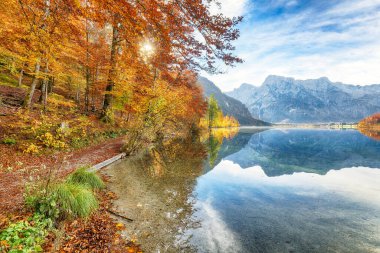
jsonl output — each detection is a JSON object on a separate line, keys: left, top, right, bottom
{"left": 189, "top": 129, "right": 380, "bottom": 253}
{"left": 106, "top": 129, "right": 380, "bottom": 253}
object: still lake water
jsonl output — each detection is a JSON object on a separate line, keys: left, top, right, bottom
{"left": 106, "top": 129, "right": 380, "bottom": 253}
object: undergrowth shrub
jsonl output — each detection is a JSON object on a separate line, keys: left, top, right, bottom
{"left": 101, "top": 108, "right": 115, "bottom": 124}
{"left": 1, "top": 137, "right": 16, "bottom": 145}
{"left": 70, "top": 137, "right": 89, "bottom": 149}
{"left": 26, "top": 183, "right": 98, "bottom": 221}
{"left": 0, "top": 213, "right": 52, "bottom": 253}
{"left": 3, "top": 168, "right": 105, "bottom": 252}
{"left": 23, "top": 143, "right": 40, "bottom": 154}
{"left": 37, "top": 132, "right": 66, "bottom": 149}
{"left": 47, "top": 93, "right": 75, "bottom": 109}
{"left": 122, "top": 121, "right": 156, "bottom": 155}
{"left": 25, "top": 190, "right": 60, "bottom": 220}
{"left": 122, "top": 129, "right": 144, "bottom": 155}
{"left": 25, "top": 168, "right": 103, "bottom": 221}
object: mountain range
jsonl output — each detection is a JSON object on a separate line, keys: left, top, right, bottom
{"left": 227, "top": 75, "right": 380, "bottom": 123}
{"left": 197, "top": 76, "right": 269, "bottom": 126}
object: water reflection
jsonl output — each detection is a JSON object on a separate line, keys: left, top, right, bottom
{"left": 204, "top": 128, "right": 240, "bottom": 168}
{"left": 224, "top": 129, "right": 380, "bottom": 176}
{"left": 105, "top": 137, "right": 207, "bottom": 252}
{"left": 191, "top": 162, "right": 380, "bottom": 253}
{"left": 359, "top": 127, "right": 380, "bottom": 141}
{"left": 204, "top": 128, "right": 264, "bottom": 172}
{"left": 106, "top": 129, "right": 380, "bottom": 253}
{"left": 189, "top": 129, "right": 380, "bottom": 253}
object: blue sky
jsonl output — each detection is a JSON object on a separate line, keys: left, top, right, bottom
{"left": 203, "top": 0, "right": 380, "bottom": 91}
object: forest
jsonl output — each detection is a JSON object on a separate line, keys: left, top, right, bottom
{"left": 0, "top": 0, "right": 242, "bottom": 156}
{"left": 0, "top": 0, "right": 241, "bottom": 251}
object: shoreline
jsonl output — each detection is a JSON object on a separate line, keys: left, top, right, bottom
{"left": 240, "top": 123, "right": 358, "bottom": 130}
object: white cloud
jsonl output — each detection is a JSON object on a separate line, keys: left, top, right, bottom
{"left": 325, "top": 0, "right": 380, "bottom": 16}
{"left": 208, "top": 0, "right": 251, "bottom": 18}
{"left": 203, "top": 0, "right": 380, "bottom": 91}
{"left": 191, "top": 198, "right": 242, "bottom": 252}
{"left": 286, "top": 0, "right": 298, "bottom": 8}
{"left": 209, "top": 160, "right": 380, "bottom": 209}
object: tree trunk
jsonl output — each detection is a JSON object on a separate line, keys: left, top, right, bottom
{"left": 48, "top": 76, "right": 54, "bottom": 93}
{"left": 18, "top": 63, "right": 25, "bottom": 87}
{"left": 75, "top": 85, "right": 81, "bottom": 105}
{"left": 102, "top": 18, "right": 119, "bottom": 116}
{"left": 84, "top": 3, "right": 91, "bottom": 112}
{"left": 85, "top": 67, "right": 91, "bottom": 111}
{"left": 91, "top": 65, "right": 98, "bottom": 111}
{"left": 66, "top": 77, "right": 73, "bottom": 99}
{"left": 34, "top": 0, "right": 50, "bottom": 109}
{"left": 38, "top": 80, "right": 43, "bottom": 103}
{"left": 40, "top": 60, "right": 49, "bottom": 109}
{"left": 23, "top": 60, "right": 41, "bottom": 109}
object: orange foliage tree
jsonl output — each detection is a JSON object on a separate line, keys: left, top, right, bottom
{"left": 0, "top": 0, "right": 242, "bottom": 136}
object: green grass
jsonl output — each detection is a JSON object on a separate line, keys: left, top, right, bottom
{"left": 26, "top": 168, "right": 104, "bottom": 221}
{"left": 53, "top": 182, "right": 99, "bottom": 219}
{"left": 66, "top": 167, "right": 105, "bottom": 190}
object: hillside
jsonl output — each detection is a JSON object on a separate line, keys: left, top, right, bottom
{"left": 197, "top": 77, "right": 270, "bottom": 126}
{"left": 227, "top": 75, "right": 380, "bottom": 123}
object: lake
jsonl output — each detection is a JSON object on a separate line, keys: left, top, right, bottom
{"left": 105, "top": 128, "right": 380, "bottom": 253}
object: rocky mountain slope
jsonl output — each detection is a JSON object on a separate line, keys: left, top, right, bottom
{"left": 227, "top": 75, "right": 380, "bottom": 123}
{"left": 197, "top": 77, "right": 270, "bottom": 126}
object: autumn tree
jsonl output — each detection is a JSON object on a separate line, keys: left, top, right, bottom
{"left": 0, "top": 0, "right": 35, "bottom": 87}
{"left": 208, "top": 95, "right": 219, "bottom": 128}
{"left": 0, "top": 0, "right": 242, "bottom": 133}
{"left": 83, "top": 0, "right": 243, "bottom": 118}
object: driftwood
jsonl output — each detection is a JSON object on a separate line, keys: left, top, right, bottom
{"left": 106, "top": 209, "right": 134, "bottom": 222}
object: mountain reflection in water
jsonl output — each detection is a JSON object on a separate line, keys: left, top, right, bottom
{"left": 209, "top": 129, "right": 380, "bottom": 176}
{"left": 190, "top": 128, "right": 380, "bottom": 253}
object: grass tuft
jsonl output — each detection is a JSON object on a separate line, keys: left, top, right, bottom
{"left": 66, "top": 167, "right": 105, "bottom": 190}
{"left": 53, "top": 182, "right": 98, "bottom": 219}
{"left": 25, "top": 167, "right": 104, "bottom": 221}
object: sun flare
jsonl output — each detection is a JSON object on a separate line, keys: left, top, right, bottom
{"left": 140, "top": 40, "right": 155, "bottom": 58}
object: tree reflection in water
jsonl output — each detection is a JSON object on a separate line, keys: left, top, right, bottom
{"left": 105, "top": 129, "right": 244, "bottom": 252}
{"left": 106, "top": 136, "right": 208, "bottom": 252}
{"left": 359, "top": 128, "right": 380, "bottom": 141}
{"left": 206, "top": 128, "right": 239, "bottom": 167}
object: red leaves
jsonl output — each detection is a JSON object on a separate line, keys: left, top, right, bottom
{"left": 60, "top": 213, "right": 116, "bottom": 252}
{"left": 57, "top": 190, "right": 142, "bottom": 252}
